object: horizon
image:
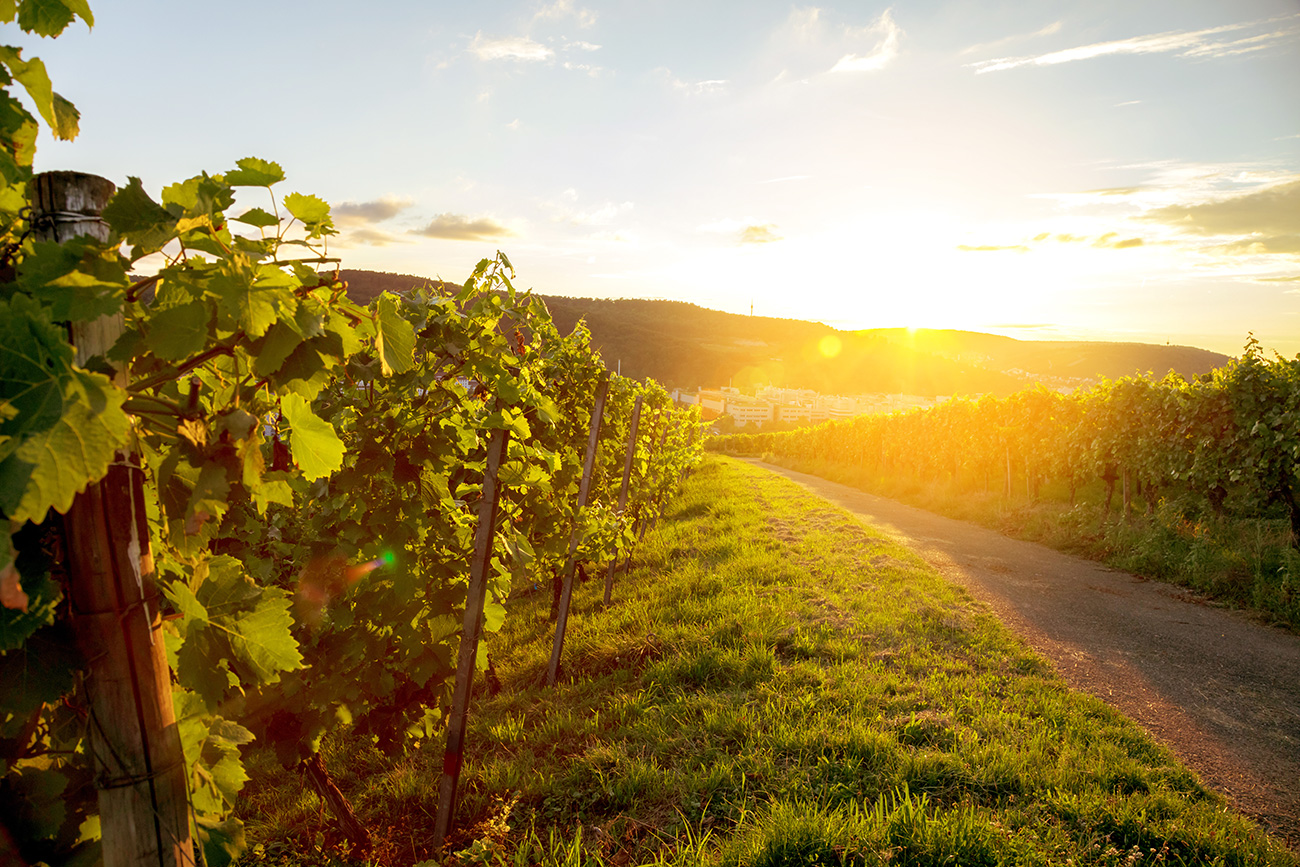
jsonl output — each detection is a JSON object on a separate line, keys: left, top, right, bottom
{"left": 17, "top": 1, "right": 1299, "bottom": 358}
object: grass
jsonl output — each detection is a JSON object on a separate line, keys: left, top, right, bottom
{"left": 753, "top": 453, "right": 1300, "bottom": 632}
{"left": 236, "top": 455, "right": 1297, "bottom": 866}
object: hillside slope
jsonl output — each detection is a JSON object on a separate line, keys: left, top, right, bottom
{"left": 340, "top": 269, "right": 1231, "bottom": 394}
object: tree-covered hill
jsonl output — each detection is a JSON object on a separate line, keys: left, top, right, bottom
{"left": 341, "top": 269, "right": 1232, "bottom": 395}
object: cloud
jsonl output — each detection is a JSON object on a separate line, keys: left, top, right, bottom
{"left": 412, "top": 214, "right": 515, "bottom": 241}
{"left": 1210, "top": 236, "right": 1300, "bottom": 256}
{"left": 656, "top": 68, "right": 729, "bottom": 95}
{"left": 1257, "top": 275, "right": 1300, "bottom": 283}
{"left": 1141, "top": 179, "right": 1300, "bottom": 237}
{"left": 960, "top": 21, "right": 1062, "bottom": 56}
{"left": 562, "top": 61, "right": 604, "bottom": 76}
{"left": 786, "top": 7, "right": 821, "bottom": 41}
{"left": 565, "top": 40, "right": 601, "bottom": 51}
{"left": 1092, "top": 234, "right": 1144, "bottom": 249}
{"left": 534, "top": 0, "right": 597, "bottom": 29}
{"left": 469, "top": 32, "right": 553, "bottom": 62}
{"left": 968, "top": 14, "right": 1300, "bottom": 74}
{"left": 957, "top": 244, "right": 1029, "bottom": 253}
{"left": 342, "top": 227, "right": 407, "bottom": 247}
{"left": 740, "top": 224, "right": 782, "bottom": 244}
{"left": 541, "top": 189, "right": 634, "bottom": 228}
{"left": 333, "top": 197, "right": 414, "bottom": 224}
{"left": 829, "top": 9, "right": 901, "bottom": 73}
{"left": 698, "top": 218, "right": 783, "bottom": 244}
{"left": 760, "top": 175, "right": 811, "bottom": 184}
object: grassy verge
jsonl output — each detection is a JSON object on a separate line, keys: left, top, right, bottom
{"left": 238, "top": 456, "right": 1296, "bottom": 866}
{"left": 755, "top": 453, "right": 1300, "bottom": 632}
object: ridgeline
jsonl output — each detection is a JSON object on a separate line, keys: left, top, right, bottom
{"left": 341, "top": 269, "right": 1231, "bottom": 395}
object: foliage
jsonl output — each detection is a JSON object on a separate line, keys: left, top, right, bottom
{"left": 711, "top": 343, "right": 1300, "bottom": 538}
{"left": 0, "top": 2, "right": 704, "bottom": 862}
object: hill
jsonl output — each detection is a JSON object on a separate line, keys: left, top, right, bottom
{"left": 339, "top": 269, "right": 1232, "bottom": 395}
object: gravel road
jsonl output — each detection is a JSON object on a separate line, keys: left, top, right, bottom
{"left": 749, "top": 459, "right": 1300, "bottom": 847}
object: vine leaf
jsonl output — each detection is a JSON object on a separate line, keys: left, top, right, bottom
{"left": 101, "top": 175, "right": 175, "bottom": 253}
{"left": 168, "top": 557, "right": 303, "bottom": 708}
{"left": 146, "top": 301, "right": 210, "bottom": 361}
{"left": 225, "top": 157, "right": 284, "bottom": 188}
{"left": 14, "top": 0, "right": 94, "bottom": 38}
{"left": 213, "top": 271, "right": 295, "bottom": 339}
{"left": 0, "top": 373, "right": 127, "bottom": 524}
{"left": 283, "top": 192, "right": 329, "bottom": 224}
{"left": 280, "top": 393, "right": 344, "bottom": 481}
{"left": 375, "top": 293, "right": 415, "bottom": 376}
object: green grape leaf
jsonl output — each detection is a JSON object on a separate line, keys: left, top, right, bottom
{"left": 160, "top": 172, "right": 234, "bottom": 219}
{"left": 251, "top": 477, "right": 293, "bottom": 515}
{"left": 251, "top": 322, "right": 302, "bottom": 377}
{"left": 0, "top": 47, "right": 66, "bottom": 136}
{"left": 375, "top": 293, "right": 415, "bottom": 376}
{"left": 0, "top": 373, "right": 127, "bottom": 524}
{"left": 482, "top": 600, "right": 506, "bottom": 633}
{"left": 17, "top": 237, "right": 125, "bottom": 322}
{"left": 324, "top": 309, "right": 363, "bottom": 358}
{"left": 196, "top": 813, "right": 247, "bottom": 867}
{"left": 0, "top": 292, "right": 77, "bottom": 438}
{"left": 170, "top": 557, "right": 303, "bottom": 703}
{"left": 16, "top": 0, "right": 91, "bottom": 37}
{"left": 0, "top": 567, "right": 59, "bottom": 651}
{"left": 283, "top": 192, "right": 330, "bottom": 224}
{"left": 225, "top": 157, "right": 284, "bottom": 187}
{"left": 7, "top": 766, "right": 67, "bottom": 841}
{"left": 146, "top": 301, "right": 210, "bottom": 361}
{"left": 0, "top": 628, "right": 77, "bottom": 737}
{"left": 212, "top": 271, "right": 295, "bottom": 339}
{"left": 232, "top": 207, "right": 278, "bottom": 228}
{"left": 48, "top": 89, "right": 77, "bottom": 139}
{"left": 280, "top": 393, "right": 344, "bottom": 481}
{"left": 101, "top": 176, "right": 175, "bottom": 253}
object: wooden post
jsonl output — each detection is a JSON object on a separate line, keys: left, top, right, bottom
{"left": 39, "top": 172, "right": 196, "bottom": 867}
{"left": 1004, "top": 443, "right": 1012, "bottom": 498}
{"left": 604, "top": 395, "right": 642, "bottom": 605}
{"left": 546, "top": 376, "right": 610, "bottom": 687}
{"left": 433, "top": 425, "right": 510, "bottom": 851}
{"left": 1122, "top": 467, "right": 1131, "bottom": 521}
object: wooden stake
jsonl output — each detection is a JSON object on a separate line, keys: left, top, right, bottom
{"left": 41, "top": 172, "right": 196, "bottom": 867}
{"left": 546, "top": 376, "right": 610, "bottom": 687}
{"left": 604, "top": 395, "right": 642, "bottom": 605}
{"left": 1122, "top": 467, "right": 1131, "bottom": 521}
{"left": 433, "top": 425, "right": 510, "bottom": 851}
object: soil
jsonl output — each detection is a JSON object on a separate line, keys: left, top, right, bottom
{"left": 750, "top": 460, "right": 1300, "bottom": 849}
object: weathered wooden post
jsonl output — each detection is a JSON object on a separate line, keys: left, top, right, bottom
{"left": 433, "top": 425, "right": 511, "bottom": 851}
{"left": 546, "top": 376, "right": 610, "bottom": 687}
{"left": 37, "top": 171, "right": 196, "bottom": 867}
{"left": 604, "top": 394, "right": 642, "bottom": 605}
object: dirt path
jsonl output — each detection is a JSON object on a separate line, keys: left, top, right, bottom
{"left": 748, "top": 459, "right": 1300, "bottom": 847}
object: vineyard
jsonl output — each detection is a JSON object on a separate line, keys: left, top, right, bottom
{"left": 709, "top": 352, "right": 1300, "bottom": 624}
{"left": 0, "top": 5, "right": 701, "bottom": 864}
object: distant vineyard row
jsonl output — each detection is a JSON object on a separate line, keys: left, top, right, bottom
{"left": 709, "top": 342, "right": 1300, "bottom": 539}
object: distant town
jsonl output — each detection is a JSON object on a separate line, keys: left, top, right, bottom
{"left": 671, "top": 386, "right": 950, "bottom": 431}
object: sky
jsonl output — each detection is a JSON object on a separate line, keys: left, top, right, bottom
{"left": 14, "top": 0, "right": 1300, "bottom": 357}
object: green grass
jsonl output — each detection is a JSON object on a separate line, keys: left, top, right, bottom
{"left": 757, "top": 453, "right": 1300, "bottom": 631}
{"left": 237, "top": 456, "right": 1296, "bottom": 866}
